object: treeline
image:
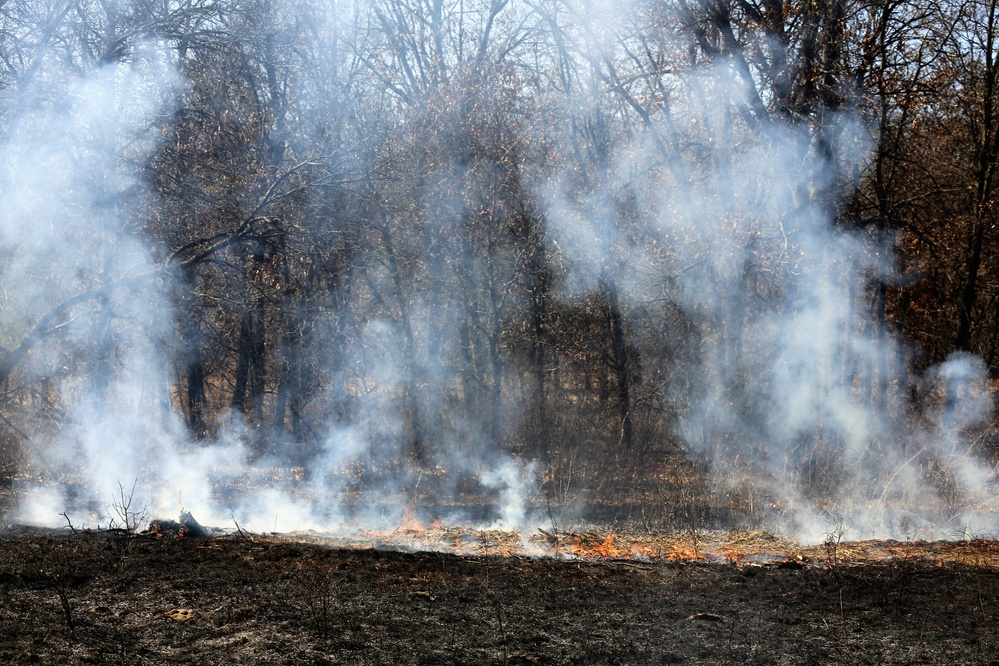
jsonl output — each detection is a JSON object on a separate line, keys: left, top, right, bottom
{"left": 0, "top": 0, "right": 996, "bottom": 497}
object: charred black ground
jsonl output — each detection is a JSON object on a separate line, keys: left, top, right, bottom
{"left": 1, "top": 526, "right": 997, "bottom": 665}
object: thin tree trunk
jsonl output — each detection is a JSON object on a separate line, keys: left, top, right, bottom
{"left": 381, "top": 220, "right": 425, "bottom": 463}
{"left": 604, "top": 279, "right": 633, "bottom": 450}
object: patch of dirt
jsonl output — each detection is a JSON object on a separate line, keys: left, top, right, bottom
{"left": 1, "top": 528, "right": 998, "bottom": 665}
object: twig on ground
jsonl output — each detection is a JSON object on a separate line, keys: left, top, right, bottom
{"left": 60, "top": 512, "right": 76, "bottom": 533}
{"left": 231, "top": 515, "right": 252, "bottom": 540}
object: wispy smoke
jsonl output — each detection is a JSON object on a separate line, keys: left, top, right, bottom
{"left": 543, "top": 58, "right": 997, "bottom": 541}
{"left": 4, "top": 41, "right": 188, "bottom": 523}
{"left": 1, "top": 1, "right": 995, "bottom": 546}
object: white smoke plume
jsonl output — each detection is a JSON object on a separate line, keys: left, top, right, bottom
{"left": 0, "top": 0, "right": 995, "bottom": 547}
{"left": 542, "top": 54, "right": 998, "bottom": 541}
{"left": 1, "top": 30, "right": 540, "bottom": 534}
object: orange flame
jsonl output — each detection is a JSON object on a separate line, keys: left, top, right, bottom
{"left": 395, "top": 506, "right": 424, "bottom": 534}
{"left": 565, "top": 534, "right": 658, "bottom": 559}
{"left": 667, "top": 543, "right": 704, "bottom": 562}
{"left": 721, "top": 547, "right": 748, "bottom": 565}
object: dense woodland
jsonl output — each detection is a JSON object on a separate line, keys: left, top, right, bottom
{"left": 0, "top": 0, "right": 997, "bottom": 524}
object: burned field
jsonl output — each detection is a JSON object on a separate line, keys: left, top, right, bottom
{"left": 1, "top": 527, "right": 998, "bottom": 665}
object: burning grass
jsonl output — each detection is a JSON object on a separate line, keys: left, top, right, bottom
{"left": 202, "top": 514, "right": 999, "bottom": 571}
{"left": 4, "top": 459, "right": 999, "bottom": 663}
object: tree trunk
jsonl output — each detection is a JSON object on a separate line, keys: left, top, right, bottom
{"left": 381, "top": 220, "right": 425, "bottom": 463}
{"left": 186, "top": 357, "right": 208, "bottom": 437}
{"left": 955, "top": 222, "right": 986, "bottom": 352}
{"left": 231, "top": 244, "right": 267, "bottom": 425}
{"left": 604, "top": 279, "right": 633, "bottom": 450}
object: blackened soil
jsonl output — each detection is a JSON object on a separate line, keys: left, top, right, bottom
{"left": 0, "top": 531, "right": 997, "bottom": 665}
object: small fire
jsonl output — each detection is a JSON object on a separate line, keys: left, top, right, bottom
{"left": 667, "top": 543, "right": 704, "bottom": 562}
{"left": 720, "top": 547, "right": 747, "bottom": 565}
{"left": 395, "top": 505, "right": 425, "bottom": 534}
{"left": 568, "top": 534, "right": 648, "bottom": 559}
{"left": 143, "top": 507, "right": 999, "bottom": 569}
{"left": 560, "top": 533, "right": 714, "bottom": 561}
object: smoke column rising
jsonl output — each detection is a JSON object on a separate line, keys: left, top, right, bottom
{"left": 0, "top": 0, "right": 995, "bottom": 544}
{"left": 543, "top": 58, "right": 997, "bottom": 541}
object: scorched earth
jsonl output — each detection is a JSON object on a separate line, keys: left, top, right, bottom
{"left": 0, "top": 525, "right": 997, "bottom": 665}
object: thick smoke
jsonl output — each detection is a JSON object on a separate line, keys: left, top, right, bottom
{"left": 543, "top": 61, "right": 997, "bottom": 541}
{"left": 1, "top": 1, "right": 995, "bottom": 545}
{"left": 0, "top": 43, "right": 297, "bottom": 531}
{"left": 2, "top": 24, "right": 538, "bottom": 535}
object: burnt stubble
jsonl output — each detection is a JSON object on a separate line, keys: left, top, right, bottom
{"left": 0, "top": 529, "right": 996, "bottom": 665}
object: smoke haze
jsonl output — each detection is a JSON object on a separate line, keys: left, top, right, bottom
{"left": 0, "top": 0, "right": 996, "bottom": 545}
